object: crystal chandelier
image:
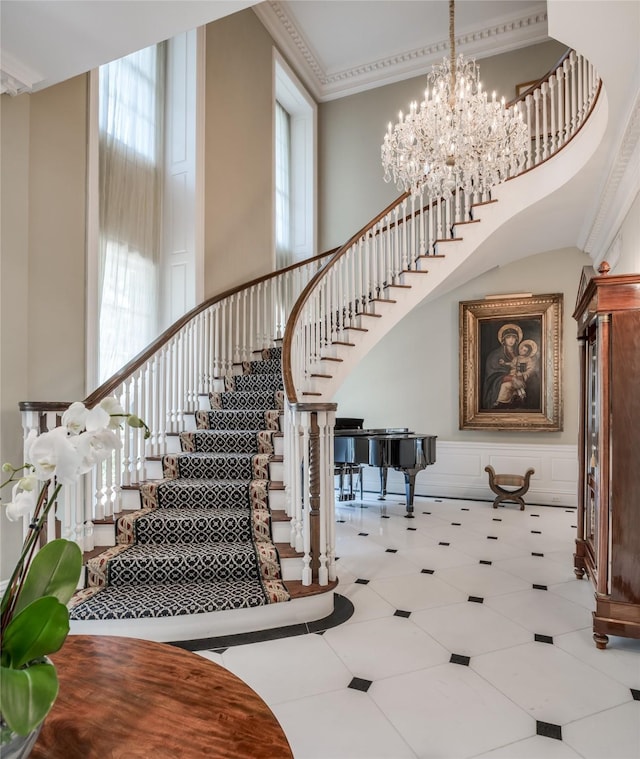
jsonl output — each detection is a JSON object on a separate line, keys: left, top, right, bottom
{"left": 381, "top": 0, "right": 529, "bottom": 198}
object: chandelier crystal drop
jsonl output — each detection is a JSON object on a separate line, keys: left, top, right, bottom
{"left": 381, "top": 0, "right": 529, "bottom": 198}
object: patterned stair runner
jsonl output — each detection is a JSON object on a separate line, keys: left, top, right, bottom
{"left": 69, "top": 347, "right": 290, "bottom": 621}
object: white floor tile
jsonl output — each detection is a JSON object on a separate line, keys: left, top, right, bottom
{"left": 220, "top": 633, "right": 352, "bottom": 705}
{"left": 272, "top": 688, "right": 417, "bottom": 759}
{"left": 485, "top": 588, "right": 592, "bottom": 636}
{"left": 370, "top": 571, "right": 467, "bottom": 611}
{"left": 562, "top": 701, "right": 640, "bottom": 759}
{"left": 412, "top": 600, "right": 532, "bottom": 656}
{"left": 341, "top": 582, "right": 396, "bottom": 624}
{"left": 473, "top": 735, "right": 583, "bottom": 758}
{"left": 324, "top": 615, "right": 450, "bottom": 680}
{"left": 492, "top": 556, "right": 577, "bottom": 586}
{"left": 471, "top": 641, "right": 632, "bottom": 724}
{"left": 554, "top": 627, "right": 640, "bottom": 688}
{"left": 369, "top": 663, "right": 535, "bottom": 758}
{"left": 435, "top": 562, "right": 531, "bottom": 598}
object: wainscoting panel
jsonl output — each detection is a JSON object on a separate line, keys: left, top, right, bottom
{"left": 358, "top": 441, "right": 577, "bottom": 507}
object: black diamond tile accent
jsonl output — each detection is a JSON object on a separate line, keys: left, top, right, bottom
{"left": 487, "top": 536, "right": 498, "bottom": 540}
{"left": 468, "top": 596, "right": 484, "bottom": 604}
{"left": 337, "top": 519, "right": 346, "bottom": 523}
{"left": 435, "top": 499, "right": 443, "bottom": 502}
{"left": 535, "top": 634, "right": 554, "bottom": 644}
{"left": 381, "top": 515, "right": 390, "bottom": 519}
{"left": 571, "top": 524, "right": 577, "bottom": 529}
{"left": 438, "top": 541, "right": 450, "bottom": 546}
{"left": 421, "top": 568, "right": 435, "bottom": 574}
{"left": 422, "top": 511, "right": 431, "bottom": 515}
{"left": 407, "top": 527, "right": 417, "bottom": 531}
{"left": 348, "top": 677, "right": 372, "bottom": 693}
{"left": 461, "top": 508, "right": 470, "bottom": 511}
{"left": 533, "top": 584, "right": 548, "bottom": 590}
{"left": 532, "top": 552, "right": 544, "bottom": 557}
{"left": 492, "top": 518, "right": 502, "bottom": 522}
{"left": 531, "top": 530, "right": 542, "bottom": 534}
{"left": 479, "top": 560, "right": 492, "bottom": 565}
{"left": 451, "top": 522, "right": 461, "bottom": 526}
{"left": 530, "top": 514, "right": 540, "bottom": 518}
{"left": 536, "top": 721, "right": 562, "bottom": 740}
{"left": 450, "top": 653, "right": 470, "bottom": 666}
{"left": 631, "top": 688, "right": 640, "bottom": 701}
{"left": 565, "top": 509, "right": 573, "bottom": 513}
{"left": 358, "top": 532, "right": 369, "bottom": 536}
{"left": 315, "top": 630, "right": 326, "bottom": 635}
{"left": 394, "top": 609, "right": 411, "bottom": 618}
{"left": 212, "top": 647, "right": 228, "bottom": 654}
{"left": 386, "top": 548, "right": 398, "bottom": 553}
{"left": 355, "top": 578, "right": 369, "bottom": 585}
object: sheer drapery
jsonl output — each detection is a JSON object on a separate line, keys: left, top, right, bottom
{"left": 98, "top": 44, "right": 165, "bottom": 383}
{"left": 275, "top": 100, "right": 293, "bottom": 269}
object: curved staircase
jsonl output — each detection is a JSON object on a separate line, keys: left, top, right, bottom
{"left": 17, "top": 49, "right": 603, "bottom": 643}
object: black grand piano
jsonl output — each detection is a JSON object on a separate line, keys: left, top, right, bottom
{"left": 334, "top": 418, "right": 437, "bottom": 518}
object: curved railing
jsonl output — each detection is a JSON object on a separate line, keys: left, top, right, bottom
{"left": 282, "top": 50, "right": 601, "bottom": 404}
{"left": 18, "top": 251, "right": 335, "bottom": 551}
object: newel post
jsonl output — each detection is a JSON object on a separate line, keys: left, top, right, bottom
{"left": 288, "top": 403, "right": 337, "bottom": 585}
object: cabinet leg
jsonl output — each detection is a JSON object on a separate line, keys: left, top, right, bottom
{"left": 593, "top": 632, "right": 609, "bottom": 649}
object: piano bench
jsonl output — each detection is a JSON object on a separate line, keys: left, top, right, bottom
{"left": 335, "top": 463, "right": 364, "bottom": 501}
{"left": 485, "top": 465, "right": 535, "bottom": 511}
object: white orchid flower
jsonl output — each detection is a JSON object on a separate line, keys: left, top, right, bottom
{"left": 85, "top": 404, "right": 110, "bottom": 432}
{"left": 27, "top": 426, "right": 82, "bottom": 485}
{"left": 4, "top": 484, "right": 37, "bottom": 522}
{"left": 100, "top": 397, "right": 127, "bottom": 430}
{"left": 74, "top": 428, "right": 120, "bottom": 474}
{"left": 18, "top": 474, "right": 38, "bottom": 492}
{"left": 62, "top": 401, "right": 89, "bottom": 435}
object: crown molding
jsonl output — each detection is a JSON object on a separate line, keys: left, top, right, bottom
{"left": 581, "top": 93, "right": 640, "bottom": 262}
{"left": 254, "top": 1, "right": 548, "bottom": 102}
{"left": 0, "top": 51, "right": 41, "bottom": 95}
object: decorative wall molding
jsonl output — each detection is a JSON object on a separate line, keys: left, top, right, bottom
{"left": 0, "top": 51, "right": 41, "bottom": 95}
{"left": 254, "top": 2, "right": 548, "bottom": 102}
{"left": 357, "top": 440, "right": 577, "bottom": 508}
{"left": 581, "top": 92, "right": 640, "bottom": 263}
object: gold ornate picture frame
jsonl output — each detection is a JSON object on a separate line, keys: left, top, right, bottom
{"left": 459, "top": 293, "right": 563, "bottom": 431}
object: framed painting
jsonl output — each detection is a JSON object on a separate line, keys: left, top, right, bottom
{"left": 459, "top": 293, "right": 563, "bottom": 431}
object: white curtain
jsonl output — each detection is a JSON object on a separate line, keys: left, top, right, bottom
{"left": 275, "top": 101, "right": 293, "bottom": 269}
{"left": 98, "top": 44, "right": 165, "bottom": 383}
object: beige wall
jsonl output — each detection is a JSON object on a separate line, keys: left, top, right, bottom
{"left": 334, "top": 247, "right": 591, "bottom": 445}
{"left": 204, "top": 9, "right": 275, "bottom": 296}
{"left": 318, "top": 40, "right": 568, "bottom": 251}
{"left": 0, "top": 75, "right": 88, "bottom": 575}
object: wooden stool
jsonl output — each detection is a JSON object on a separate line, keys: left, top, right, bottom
{"left": 485, "top": 465, "right": 535, "bottom": 510}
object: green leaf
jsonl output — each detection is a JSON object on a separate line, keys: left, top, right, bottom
{"left": 2, "top": 597, "right": 70, "bottom": 669}
{"left": 0, "top": 661, "right": 58, "bottom": 736}
{"left": 14, "top": 539, "right": 82, "bottom": 614}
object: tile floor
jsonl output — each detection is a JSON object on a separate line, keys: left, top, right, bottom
{"left": 196, "top": 493, "right": 640, "bottom": 759}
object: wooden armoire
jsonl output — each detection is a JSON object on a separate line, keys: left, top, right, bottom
{"left": 573, "top": 262, "right": 640, "bottom": 648}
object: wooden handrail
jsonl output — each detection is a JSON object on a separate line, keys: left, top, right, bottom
{"left": 81, "top": 248, "right": 338, "bottom": 408}
{"left": 508, "top": 48, "right": 572, "bottom": 107}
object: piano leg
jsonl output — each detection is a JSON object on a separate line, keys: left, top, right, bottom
{"left": 378, "top": 467, "right": 388, "bottom": 500}
{"left": 402, "top": 469, "right": 421, "bottom": 518}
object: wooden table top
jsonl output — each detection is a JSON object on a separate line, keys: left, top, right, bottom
{"left": 31, "top": 634, "right": 293, "bottom": 759}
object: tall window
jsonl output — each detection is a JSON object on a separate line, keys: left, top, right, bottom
{"left": 98, "top": 44, "right": 165, "bottom": 382}
{"left": 275, "top": 101, "right": 292, "bottom": 266}
{"left": 274, "top": 53, "right": 316, "bottom": 270}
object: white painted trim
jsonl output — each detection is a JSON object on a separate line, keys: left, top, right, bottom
{"left": 358, "top": 441, "right": 578, "bottom": 508}
{"left": 274, "top": 49, "right": 318, "bottom": 262}
{"left": 69, "top": 590, "right": 334, "bottom": 643}
{"left": 85, "top": 69, "right": 100, "bottom": 393}
{"left": 194, "top": 25, "right": 206, "bottom": 304}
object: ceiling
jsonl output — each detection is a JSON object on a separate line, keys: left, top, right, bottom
{"left": 1, "top": 0, "right": 548, "bottom": 99}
